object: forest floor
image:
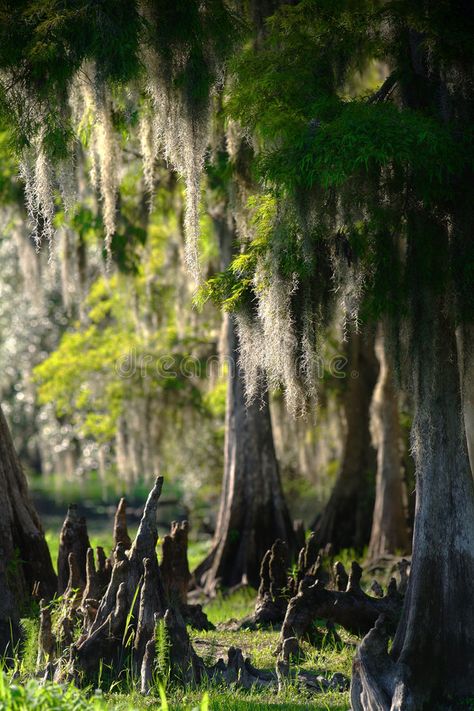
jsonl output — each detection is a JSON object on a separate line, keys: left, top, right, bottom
{"left": 8, "top": 533, "right": 353, "bottom": 711}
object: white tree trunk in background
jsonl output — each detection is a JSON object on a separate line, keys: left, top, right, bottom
{"left": 368, "top": 325, "right": 410, "bottom": 561}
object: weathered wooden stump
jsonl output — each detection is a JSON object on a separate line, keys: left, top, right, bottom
{"left": 57, "top": 505, "right": 90, "bottom": 594}
{"left": 160, "top": 520, "right": 190, "bottom": 606}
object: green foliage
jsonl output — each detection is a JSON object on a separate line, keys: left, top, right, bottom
{"left": 209, "top": 0, "right": 474, "bottom": 369}
{"left": 227, "top": 0, "right": 378, "bottom": 137}
{"left": 18, "top": 619, "right": 39, "bottom": 677}
{"left": 228, "top": 0, "right": 474, "bottom": 200}
{"left": 154, "top": 618, "right": 171, "bottom": 687}
{"left": 257, "top": 101, "right": 472, "bottom": 197}
{"left": 0, "top": 672, "right": 107, "bottom": 710}
{"left": 197, "top": 195, "right": 276, "bottom": 311}
{"left": 202, "top": 380, "right": 226, "bottom": 419}
{"left": 33, "top": 228, "right": 208, "bottom": 443}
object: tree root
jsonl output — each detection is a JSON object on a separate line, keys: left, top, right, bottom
{"left": 38, "top": 478, "right": 351, "bottom": 698}
{"left": 38, "top": 476, "right": 216, "bottom": 684}
{"left": 57, "top": 504, "right": 90, "bottom": 594}
{"left": 277, "top": 560, "right": 403, "bottom": 654}
{"left": 350, "top": 617, "right": 399, "bottom": 711}
{"left": 241, "top": 531, "right": 403, "bottom": 652}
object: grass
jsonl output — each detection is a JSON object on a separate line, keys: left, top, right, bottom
{"left": 45, "top": 529, "right": 122, "bottom": 572}
{"left": 204, "top": 588, "right": 256, "bottom": 626}
{"left": 188, "top": 539, "right": 212, "bottom": 573}
{"left": 0, "top": 673, "right": 350, "bottom": 711}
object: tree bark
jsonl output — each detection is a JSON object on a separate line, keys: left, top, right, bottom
{"left": 367, "top": 325, "right": 410, "bottom": 561}
{"left": 194, "top": 203, "right": 296, "bottom": 592}
{"left": 0, "top": 404, "right": 57, "bottom": 655}
{"left": 352, "top": 306, "right": 474, "bottom": 709}
{"left": 313, "top": 328, "right": 378, "bottom": 552}
{"left": 195, "top": 316, "right": 297, "bottom": 591}
{"left": 458, "top": 324, "right": 474, "bottom": 476}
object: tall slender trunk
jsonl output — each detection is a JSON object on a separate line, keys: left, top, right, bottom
{"left": 194, "top": 205, "right": 296, "bottom": 592}
{"left": 313, "top": 328, "right": 378, "bottom": 552}
{"left": 196, "top": 315, "right": 296, "bottom": 592}
{"left": 0, "top": 404, "right": 57, "bottom": 656}
{"left": 352, "top": 19, "right": 474, "bottom": 706}
{"left": 458, "top": 324, "right": 474, "bottom": 475}
{"left": 367, "top": 325, "right": 410, "bottom": 561}
{"left": 352, "top": 306, "right": 474, "bottom": 709}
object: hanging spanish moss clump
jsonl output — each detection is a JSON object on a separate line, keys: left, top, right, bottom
{"left": 227, "top": 195, "right": 322, "bottom": 414}
{"left": 229, "top": 197, "right": 365, "bottom": 414}
{"left": 95, "top": 89, "right": 119, "bottom": 262}
{"left": 254, "top": 264, "right": 305, "bottom": 415}
{"left": 225, "top": 119, "right": 255, "bottom": 245}
{"left": 138, "top": 0, "right": 241, "bottom": 281}
{"left": 236, "top": 274, "right": 318, "bottom": 416}
{"left": 34, "top": 147, "right": 54, "bottom": 257}
{"left": 18, "top": 156, "right": 36, "bottom": 241}
{"left": 299, "top": 301, "right": 323, "bottom": 402}
{"left": 72, "top": 67, "right": 120, "bottom": 264}
{"left": 19, "top": 138, "right": 56, "bottom": 259}
{"left": 57, "top": 157, "right": 77, "bottom": 215}
{"left": 182, "top": 124, "right": 207, "bottom": 279}
{"left": 138, "top": 109, "right": 158, "bottom": 202}
{"left": 331, "top": 253, "right": 365, "bottom": 341}
{"left": 234, "top": 311, "right": 265, "bottom": 403}
{"left": 35, "top": 146, "right": 55, "bottom": 259}
{"left": 143, "top": 57, "right": 209, "bottom": 281}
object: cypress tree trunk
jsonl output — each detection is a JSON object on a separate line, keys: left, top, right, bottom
{"left": 367, "top": 325, "right": 410, "bottom": 561}
{"left": 352, "top": 306, "right": 474, "bottom": 709}
{"left": 195, "top": 205, "right": 296, "bottom": 592}
{"left": 458, "top": 324, "right": 474, "bottom": 475}
{"left": 352, "top": 25, "right": 474, "bottom": 705}
{"left": 0, "top": 404, "right": 57, "bottom": 656}
{"left": 313, "top": 328, "right": 378, "bottom": 552}
{"left": 196, "top": 316, "right": 296, "bottom": 592}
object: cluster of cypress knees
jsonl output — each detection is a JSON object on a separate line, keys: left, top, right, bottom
{"left": 35, "top": 476, "right": 409, "bottom": 694}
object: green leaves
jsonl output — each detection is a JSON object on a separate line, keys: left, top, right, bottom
{"left": 257, "top": 101, "right": 471, "bottom": 197}
{"left": 219, "top": 0, "right": 474, "bottom": 335}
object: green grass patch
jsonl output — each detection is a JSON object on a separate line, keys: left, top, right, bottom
{"left": 204, "top": 588, "right": 256, "bottom": 626}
